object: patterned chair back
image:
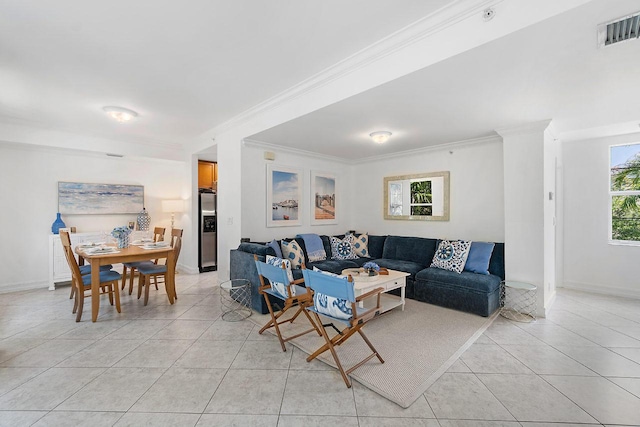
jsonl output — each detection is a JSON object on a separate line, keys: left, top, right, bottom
{"left": 255, "top": 260, "right": 293, "bottom": 289}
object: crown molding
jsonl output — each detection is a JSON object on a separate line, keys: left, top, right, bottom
{"left": 245, "top": 134, "right": 501, "bottom": 164}
{"left": 352, "top": 134, "right": 502, "bottom": 164}
{"left": 209, "top": 0, "right": 498, "bottom": 137}
{"left": 495, "top": 120, "right": 553, "bottom": 138}
{"left": 0, "top": 116, "right": 184, "bottom": 152}
{"left": 242, "top": 138, "right": 352, "bottom": 164}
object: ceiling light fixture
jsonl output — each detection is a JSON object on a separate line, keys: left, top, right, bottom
{"left": 370, "top": 131, "right": 392, "bottom": 144}
{"left": 103, "top": 106, "right": 138, "bottom": 123}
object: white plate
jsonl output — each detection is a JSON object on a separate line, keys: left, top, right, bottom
{"left": 87, "top": 248, "right": 118, "bottom": 254}
{"left": 79, "top": 242, "right": 106, "bottom": 248}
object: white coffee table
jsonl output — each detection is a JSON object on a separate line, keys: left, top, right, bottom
{"left": 342, "top": 268, "right": 409, "bottom": 313}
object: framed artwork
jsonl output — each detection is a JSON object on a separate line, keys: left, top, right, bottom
{"left": 266, "top": 165, "right": 302, "bottom": 227}
{"left": 311, "top": 171, "right": 337, "bottom": 225}
{"left": 58, "top": 182, "right": 144, "bottom": 215}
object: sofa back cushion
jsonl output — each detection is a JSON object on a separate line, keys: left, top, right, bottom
{"left": 367, "top": 235, "right": 387, "bottom": 259}
{"left": 382, "top": 236, "right": 438, "bottom": 266}
{"left": 488, "top": 242, "right": 505, "bottom": 280}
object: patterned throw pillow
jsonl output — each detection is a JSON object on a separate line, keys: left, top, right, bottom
{"left": 312, "top": 267, "right": 352, "bottom": 320}
{"left": 351, "top": 233, "right": 369, "bottom": 257}
{"left": 280, "top": 240, "right": 305, "bottom": 268}
{"left": 430, "top": 240, "right": 472, "bottom": 274}
{"left": 266, "top": 255, "right": 295, "bottom": 298}
{"left": 330, "top": 235, "right": 358, "bottom": 260}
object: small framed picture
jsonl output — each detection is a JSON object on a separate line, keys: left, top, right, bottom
{"left": 311, "top": 170, "right": 337, "bottom": 225}
{"left": 128, "top": 221, "right": 135, "bottom": 230}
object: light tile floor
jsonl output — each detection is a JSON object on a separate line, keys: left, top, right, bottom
{"left": 1, "top": 272, "right": 640, "bottom": 426}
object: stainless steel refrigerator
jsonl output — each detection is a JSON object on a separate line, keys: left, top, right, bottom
{"left": 199, "top": 191, "right": 217, "bottom": 272}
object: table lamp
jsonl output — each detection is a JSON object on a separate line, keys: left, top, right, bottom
{"left": 162, "top": 199, "right": 184, "bottom": 231}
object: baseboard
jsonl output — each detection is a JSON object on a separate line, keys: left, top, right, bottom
{"left": 0, "top": 280, "right": 49, "bottom": 294}
{"left": 178, "top": 263, "right": 200, "bottom": 275}
{"left": 560, "top": 281, "right": 640, "bottom": 300}
{"left": 541, "top": 289, "right": 557, "bottom": 318}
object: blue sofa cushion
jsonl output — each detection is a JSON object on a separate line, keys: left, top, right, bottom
{"left": 267, "top": 239, "right": 283, "bottom": 258}
{"left": 351, "top": 257, "right": 375, "bottom": 267}
{"left": 238, "top": 242, "right": 272, "bottom": 257}
{"left": 464, "top": 242, "right": 495, "bottom": 275}
{"left": 488, "top": 243, "right": 505, "bottom": 279}
{"left": 367, "top": 235, "right": 387, "bottom": 259}
{"left": 416, "top": 267, "right": 501, "bottom": 293}
{"left": 372, "top": 259, "right": 425, "bottom": 278}
{"left": 307, "top": 259, "right": 358, "bottom": 275}
{"left": 382, "top": 236, "right": 437, "bottom": 266}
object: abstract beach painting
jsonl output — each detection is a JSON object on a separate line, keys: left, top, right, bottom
{"left": 58, "top": 182, "right": 144, "bottom": 214}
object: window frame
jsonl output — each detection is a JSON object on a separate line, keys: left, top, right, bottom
{"left": 608, "top": 142, "right": 640, "bottom": 246}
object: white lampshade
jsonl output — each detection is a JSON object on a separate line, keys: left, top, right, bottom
{"left": 162, "top": 200, "right": 184, "bottom": 213}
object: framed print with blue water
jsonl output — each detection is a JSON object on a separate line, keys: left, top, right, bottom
{"left": 267, "top": 165, "right": 302, "bottom": 227}
{"left": 311, "top": 171, "right": 337, "bottom": 225}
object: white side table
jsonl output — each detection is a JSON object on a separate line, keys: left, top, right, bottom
{"left": 500, "top": 281, "right": 537, "bottom": 322}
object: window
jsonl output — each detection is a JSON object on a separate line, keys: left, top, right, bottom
{"left": 610, "top": 143, "right": 640, "bottom": 243}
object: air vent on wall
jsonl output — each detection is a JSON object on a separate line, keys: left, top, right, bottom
{"left": 598, "top": 12, "right": 640, "bottom": 47}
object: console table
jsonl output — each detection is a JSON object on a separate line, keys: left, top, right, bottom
{"left": 48, "top": 232, "right": 104, "bottom": 290}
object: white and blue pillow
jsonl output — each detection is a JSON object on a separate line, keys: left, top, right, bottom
{"left": 311, "top": 267, "right": 352, "bottom": 320}
{"left": 266, "top": 255, "right": 295, "bottom": 298}
{"left": 431, "top": 240, "right": 471, "bottom": 274}
{"left": 280, "top": 240, "right": 305, "bottom": 268}
{"left": 330, "top": 235, "right": 358, "bottom": 260}
{"left": 351, "top": 233, "right": 369, "bottom": 257}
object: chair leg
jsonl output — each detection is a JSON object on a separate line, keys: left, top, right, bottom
{"left": 128, "top": 267, "right": 136, "bottom": 295}
{"left": 75, "top": 290, "right": 84, "bottom": 322}
{"left": 105, "top": 285, "right": 114, "bottom": 305}
{"left": 69, "top": 282, "right": 75, "bottom": 299}
{"left": 154, "top": 276, "right": 158, "bottom": 290}
{"left": 301, "top": 306, "right": 323, "bottom": 336}
{"left": 263, "top": 294, "right": 287, "bottom": 352}
{"left": 72, "top": 284, "right": 79, "bottom": 314}
{"left": 121, "top": 265, "right": 128, "bottom": 291}
{"left": 358, "top": 329, "right": 384, "bottom": 364}
{"left": 312, "top": 312, "right": 351, "bottom": 388}
{"left": 144, "top": 276, "right": 151, "bottom": 306}
{"left": 113, "top": 281, "right": 121, "bottom": 313}
{"left": 137, "top": 274, "right": 144, "bottom": 300}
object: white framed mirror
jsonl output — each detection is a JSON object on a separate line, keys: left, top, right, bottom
{"left": 383, "top": 171, "right": 450, "bottom": 221}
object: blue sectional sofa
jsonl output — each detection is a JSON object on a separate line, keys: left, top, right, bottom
{"left": 229, "top": 234, "right": 505, "bottom": 317}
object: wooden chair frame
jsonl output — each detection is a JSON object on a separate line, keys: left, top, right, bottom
{"left": 136, "top": 230, "right": 182, "bottom": 306}
{"left": 122, "top": 226, "right": 166, "bottom": 295}
{"left": 60, "top": 230, "right": 121, "bottom": 322}
{"left": 301, "top": 268, "right": 385, "bottom": 388}
{"left": 254, "top": 255, "right": 322, "bottom": 352}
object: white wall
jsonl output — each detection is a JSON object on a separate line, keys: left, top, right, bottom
{"left": 350, "top": 138, "right": 505, "bottom": 242}
{"left": 0, "top": 142, "right": 188, "bottom": 292}
{"left": 562, "top": 132, "right": 640, "bottom": 298}
{"left": 241, "top": 142, "right": 352, "bottom": 242}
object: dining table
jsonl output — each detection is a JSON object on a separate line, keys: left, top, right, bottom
{"left": 75, "top": 244, "right": 176, "bottom": 322}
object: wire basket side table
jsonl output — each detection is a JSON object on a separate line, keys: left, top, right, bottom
{"left": 220, "top": 279, "right": 252, "bottom": 321}
{"left": 500, "top": 280, "right": 537, "bottom": 323}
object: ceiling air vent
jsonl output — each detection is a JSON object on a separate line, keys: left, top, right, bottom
{"left": 598, "top": 12, "right": 640, "bottom": 47}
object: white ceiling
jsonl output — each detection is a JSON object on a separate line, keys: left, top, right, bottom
{"left": 0, "top": 0, "right": 453, "bottom": 147}
{"left": 250, "top": 0, "right": 640, "bottom": 159}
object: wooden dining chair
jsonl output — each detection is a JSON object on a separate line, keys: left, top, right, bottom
{"left": 59, "top": 230, "right": 122, "bottom": 322}
{"left": 121, "top": 227, "right": 166, "bottom": 295}
{"left": 254, "top": 255, "right": 322, "bottom": 352}
{"left": 136, "top": 230, "right": 182, "bottom": 306}
{"left": 301, "top": 267, "right": 385, "bottom": 388}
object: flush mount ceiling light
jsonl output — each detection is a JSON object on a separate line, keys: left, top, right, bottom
{"left": 370, "top": 131, "right": 392, "bottom": 144}
{"left": 103, "top": 106, "right": 138, "bottom": 123}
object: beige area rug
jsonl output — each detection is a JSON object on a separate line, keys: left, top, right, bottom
{"left": 250, "top": 299, "right": 497, "bottom": 408}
